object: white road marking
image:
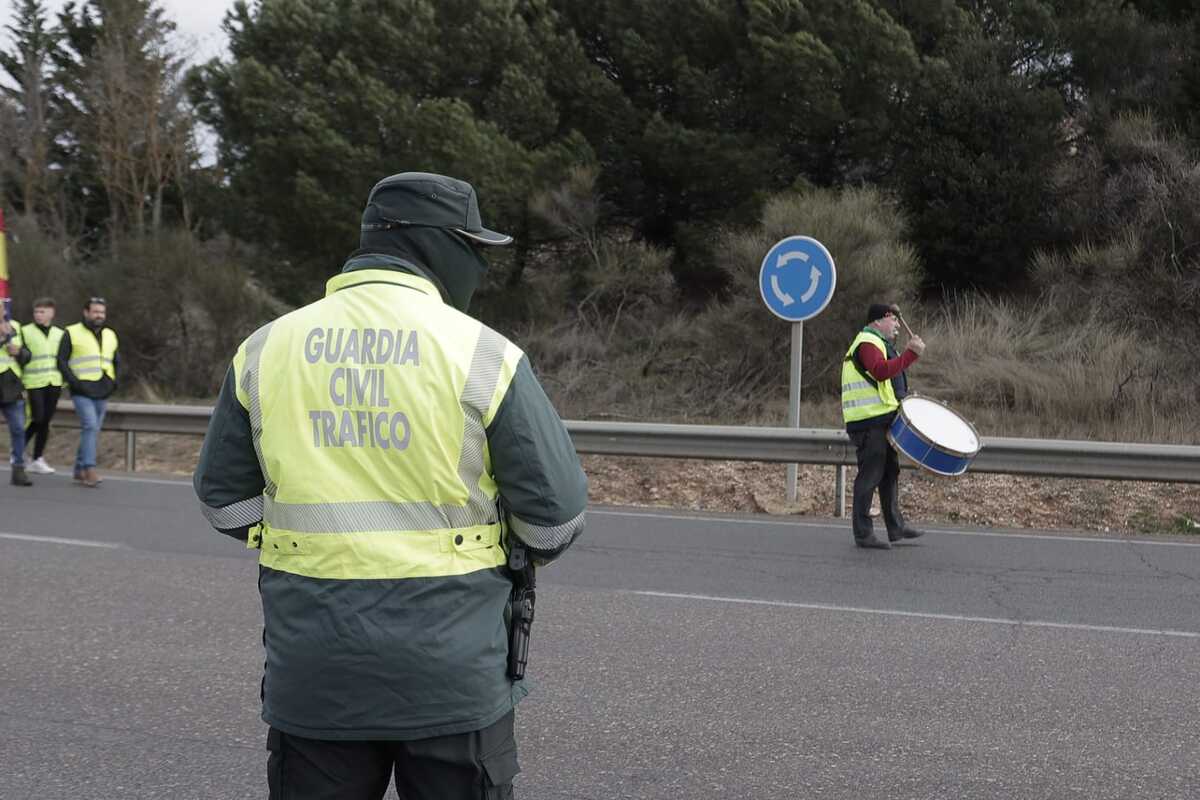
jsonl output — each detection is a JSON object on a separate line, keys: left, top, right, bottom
{"left": 630, "top": 590, "right": 1200, "bottom": 639}
{"left": 593, "top": 509, "right": 1200, "bottom": 547}
{"left": 0, "top": 531, "right": 125, "bottom": 549}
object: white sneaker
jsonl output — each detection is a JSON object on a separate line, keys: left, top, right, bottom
{"left": 28, "top": 457, "right": 56, "bottom": 475}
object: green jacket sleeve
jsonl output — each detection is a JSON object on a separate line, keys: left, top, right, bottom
{"left": 485, "top": 356, "right": 587, "bottom": 562}
{"left": 193, "top": 364, "right": 265, "bottom": 541}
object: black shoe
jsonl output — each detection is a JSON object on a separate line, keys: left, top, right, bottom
{"left": 895, "top": 527, "right": 926, "bottom": 540}
{"left": 855, "top": 534, "right": 891, "bottom": 550}
{"left": 11, "top": 466, "right": 32, "bottom": 487}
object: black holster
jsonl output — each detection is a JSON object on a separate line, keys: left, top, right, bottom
{"left": 506, "top": 539, "right": 536, "bottom": 681}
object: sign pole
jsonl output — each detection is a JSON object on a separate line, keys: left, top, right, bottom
{"left": 758, "top": 235, "right": 836, "bottom": 508}
{"left": 786, "top": 321, "right": 802, "bottom": 502}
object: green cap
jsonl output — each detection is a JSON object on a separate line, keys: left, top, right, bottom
{"left": 361, "top": 172, "right": 512, "bottom": 246}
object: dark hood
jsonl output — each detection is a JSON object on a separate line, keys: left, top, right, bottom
{"left": 345, "top": 225, "right": 488, "bottom": 313}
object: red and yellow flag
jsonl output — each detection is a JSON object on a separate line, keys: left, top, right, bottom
{"left": 0, "top": 208, "right": 8, "bottom": 301}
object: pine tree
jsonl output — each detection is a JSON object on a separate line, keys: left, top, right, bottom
{"left": 54, "top": 0, "right": 195, "bottom": 238}
{"left": 0, "top": 0, "right": 62, "bottom": 221}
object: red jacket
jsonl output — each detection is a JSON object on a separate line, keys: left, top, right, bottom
{"left": 856, "top": 339, "right": 918, "bottom": 382}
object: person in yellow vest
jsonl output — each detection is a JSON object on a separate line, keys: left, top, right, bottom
{"left": 1, "top": 317, "right": 33, "bottom": 486}
{"left": 56, "top": 297, "right": 119, "bottom": 488}
{"left": 841, "top": 302, "right": 927, "bottom": 549}
{"left": 21, "top": 298, "right": 65, "bottom": 475}
{"left": 194, "top": 172, "right": 587, "bottom": 799}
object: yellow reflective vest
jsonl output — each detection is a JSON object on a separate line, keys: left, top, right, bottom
{"left": 225, "top": 267, "right": 531, "bottom": 739}
{"left": 1, "top": 319, "right": 24, "bottom": 380}
{"left": 198, "top": 263, "right": 593, "bottom": 740}
{"left": 65, "top": 322, "right": 118, "bottom": 383}
{"left": 841, "top": 329, "right": 899, "bottom": 424}
{"left": 236, "top": 268, "right": 523, "bottom": 580}
{"left": 20, "top": 323, "right": 64, "bottom": 388}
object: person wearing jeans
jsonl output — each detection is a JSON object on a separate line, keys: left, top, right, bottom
{"left": 70, "top": 394, "right": 107, "bottom": 477}
{"left": 57, "top": 298, "right": 119, "bottom": 487}
{"left": 1, "top": 317, "right": 33, "bottom": 486}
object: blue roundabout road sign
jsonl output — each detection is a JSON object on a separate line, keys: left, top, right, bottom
{"left": 758, "top": 235, "right": 837, "bottom": 322}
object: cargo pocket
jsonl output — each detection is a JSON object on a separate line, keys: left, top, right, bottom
{"left": 266, "top": 728, "right": 286, "bottom": 799}
{"left": 480, "top": 743, "right": 519, "bottom": 800}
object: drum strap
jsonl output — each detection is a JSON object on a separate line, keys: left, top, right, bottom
{"left": 846, "top": 333, "right": 909, "bottom": 395}
{"left": 846, "top": 350, "right": 879, "bottom": 389}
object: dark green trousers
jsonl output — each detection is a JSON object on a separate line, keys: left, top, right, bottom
{"left": 267, "top": 710, "right": 519, "bottom": 800}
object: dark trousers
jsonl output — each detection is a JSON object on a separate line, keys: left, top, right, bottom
{"left": 267, "top": 710, "right": 519, "bottom": 800}
{"left": 25, "top": 386, "right": 61, "bottom": 460}
{"left": 849, "top": 424, "right": 906, "bottom": 541}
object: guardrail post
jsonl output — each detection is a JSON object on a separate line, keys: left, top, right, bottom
{"left": 834, "top": 465, "right": 846, "bottom": 517}
{"left": 125, "top": 431, "right": 136, "bottom": 472}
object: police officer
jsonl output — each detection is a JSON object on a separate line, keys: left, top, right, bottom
{"left": 841, "top": 302, "right": 927, "bottom": 548}
{"left": 194, "top": 172, "right": 588, "bottom": 799}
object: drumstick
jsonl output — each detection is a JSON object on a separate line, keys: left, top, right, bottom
{"left": 897, "top": 312, "right": 915, "bottom": 339}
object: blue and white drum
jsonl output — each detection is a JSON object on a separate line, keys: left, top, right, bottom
{"left": 887, "top": 396, "right": 981, "bottom": 476}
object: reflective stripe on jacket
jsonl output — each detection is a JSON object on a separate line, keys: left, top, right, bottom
{"left": 224, "top": 268, "right": 534, "bottom": 740}
{"left": 65, "top": 323, "right": 118, "bottom": 382}
{"left": 20, "top": 323, "right": 64, "bottom": 388}
{"left": 841, "top": 329, "right": 899, "bottom": 424}
{"left": 0, "top": 319, "right": 23, "bottom": 379}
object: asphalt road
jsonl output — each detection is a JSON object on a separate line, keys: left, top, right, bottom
{"left": 1, "top": 470, "right": 1198, "bottom": 799}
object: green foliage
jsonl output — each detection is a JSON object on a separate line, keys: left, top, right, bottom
{"left": 511, "top": 240, "right": 680, "bottom": 419}
{"left": 891, "top": 36, "right": 1064, "bottom": 292}
{"left": 518, "top": 184, "right": 924, "bottom": 421}
{"left": 687, "top": 185, "right": 920, "bottom": 410}
{"left": 5, "top": 220, "right": 282, "bottom": 397}
{"left": 1039, "top": 112, "right": 1200, "bottom": 338}
{"left": 519, "top": 164, "right": 674, "bottom": 324}
{"left": 0, "top": 0, "right": 62, "bottom": 220}
{"left": 551, "top": 0, "right": 923, "bottom": 291}
{"left": 1057, "top": 2, "right": 1185, "bottom": 127}
{"left": 89, "top": 230, "right": 284, "bottom": 396}
{"left": 3, "top": 213, "right": 83, "bottom": 309}
{"left": 190, "top": 0, "right": 595, "bottom": 302}
{"left": 43, "top": 0, "right": 196, "bottom": 240}
{"left": 4, "top": 0, "right": 1200, "bottom": 446}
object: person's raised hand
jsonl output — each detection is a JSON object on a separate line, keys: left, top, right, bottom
{"left": 906, "top": 335, "right": 926, "bottom": 356}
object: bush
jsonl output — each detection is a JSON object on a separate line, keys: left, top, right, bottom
{"left": 4, "top": 214, "right": 85, "bottom": 319}
{"left": 915, "top": 295, "right": 1198, "bottom": 443}
{"left": 89, "top": 230, "right": 285, "bottom": 397}
{"left": 1041, "top": 112, "right": 1200, "bottom": 339}
{"left": 697, "top": 186, "right": 922, "bottom": 412}
{"left": 7, "top": 223, "right": 284, "bottom": 399}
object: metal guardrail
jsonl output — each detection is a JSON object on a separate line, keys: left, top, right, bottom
{"left": 53, "top": 400, "right": 215, "bottom": 472}
{"left": 568, "top": 421, "right": 1200, "bottom": 484}
{"left": 52, "top": 400, "right": 1200, "bottom": 501}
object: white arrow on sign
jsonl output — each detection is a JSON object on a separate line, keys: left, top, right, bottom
{"left": 799, "top": 265, "right": 822, "bottom": 302}
{"left": 771, "top": 251, "right": 822, "bottom": 307}
{"left": 770, "top": 274, "right": 794, "bottom": 305}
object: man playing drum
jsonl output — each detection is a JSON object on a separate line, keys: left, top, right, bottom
{"left": 841, "top": 303, "right": 927, "bottom": 549}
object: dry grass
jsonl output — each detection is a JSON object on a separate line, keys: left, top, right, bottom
{"left": 912, "top": 295, "right": 1198, "bottom": 443}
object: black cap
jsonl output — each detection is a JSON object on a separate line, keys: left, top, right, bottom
{"left": 867, "top": 303, "right": 899, "bottom": 324}
{"left": 360, "top": 172, "right": 512, "bottom": 246}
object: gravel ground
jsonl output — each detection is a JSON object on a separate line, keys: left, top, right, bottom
{"left": 7, "top": 430, "right": 1199, "bottom": 536}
